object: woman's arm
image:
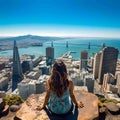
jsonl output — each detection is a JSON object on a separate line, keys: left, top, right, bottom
{"left": 36, "top": 79, "right": 50, "bottom": 110}
{"left": 69, "top": 80, "right": 78, "bottom": 105}
{"left": 42, "top": 89, "right": 50, "bottom": 107}
{"left": 69, "top": 80, "right": 84, "bottom": 108}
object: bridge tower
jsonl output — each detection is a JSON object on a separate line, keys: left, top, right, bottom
{"left": 102, "top": 43, "right": 106, "bottom": 49}
{"left": 88, "top": 42, "right": 90, "bottom": 49}
{"left": 51, "top": 41, "right": 53, "bottom": 47}
{"left": 66, "top": 41, "right": 68, "bottom": 48}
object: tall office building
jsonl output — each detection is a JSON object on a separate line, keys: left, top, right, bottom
{"left": 46, "top": 47, "right": 54, "bottom": 66}
{"left": 80, "top": 50, "right": 88, "bottom": 70}
{"left": 93, "top": 52, "right": 102, "bottom": 79}
{"left": 98, "top": 47, "right": 119, "bottom": 84}
{"left": 12, "top": 41, "right": 23, "bottom": 91}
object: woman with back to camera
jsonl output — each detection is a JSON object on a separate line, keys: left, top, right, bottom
{"left": 36, "top": 60, "right": 84, "bottom": 115}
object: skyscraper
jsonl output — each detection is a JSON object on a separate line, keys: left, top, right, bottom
{"left": 80, "top": 50, "right": 88, "bottom": 70}
{"left": 46, "top": 47, "right": 54, "bottom": 66}
{"left": 98, "top": 47, "right": 119, "bottom": 84}
{"left": 93, "top": 52, "right": 102, "bottom": 79}
{"left": 12, "top": 41, "right": 23, "bottom": 91}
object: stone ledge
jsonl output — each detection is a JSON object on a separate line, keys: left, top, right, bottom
{"left": 15, "top": 90, "right": 98, "bottom": 120}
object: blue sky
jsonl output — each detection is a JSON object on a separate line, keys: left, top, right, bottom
{"left": 0, "top": 0, "right": 120, "bottom": 37}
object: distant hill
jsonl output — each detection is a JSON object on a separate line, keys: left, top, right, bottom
{"left": 0, "top": 34, "right": 65, "bottom": 42}
{"left": 0, "top": 35, "right": 66, "bottom": 50}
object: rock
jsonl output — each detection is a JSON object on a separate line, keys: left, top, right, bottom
{"left": 15, "top": 90, "right": 98, "bottom": 120}
{"left": 99, "top": 107, "right": 107, "bottom": 113}
{"left": 106, "top": 114, "right": 120, "bottom": 120}
{"left": 99, "top": 107, "right": 106, "bottom": 120}
{"left": 0, "top": 109, "right": 17, "bottom": 120}
{"left": 0, "top": 105, "right": 9, "bottom": 117}
{"left": 104, "top": 102, "right": 119, "bottom": 112}
{"left": 99, "top": 103, "right": 120, "bottom": 120}
{"left": 0, "top": 98, "right": 5, "bottom": 112}
{"left": 0, "top": 91, "right": 6, "bottom": 98}
{"left": 116, "top": 103, "right": 120, "bottom": 109}
{"left": 10, "top": 105, "right": 21, "bottom": 112}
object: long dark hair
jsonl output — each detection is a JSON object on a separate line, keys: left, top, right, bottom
{"left": 49, "top": 60, "right": 69, "bottom": 97}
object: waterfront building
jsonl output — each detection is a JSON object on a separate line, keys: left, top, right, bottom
{"left": 46, "top": 47, "right": 54, "bottom": 66}
{"left": 93, "top": 52, "right": 102, "bottom": 79}
{"left": 12, "top": 41, "right": 23, "bottom": 91}
{"left": 98, "top": 47, "right": 119, "bottom": 84}
{"left": 22, "top": 59, "right": 33, "bottom": 73}
{"left": 80, "top": 50, "right": 88, "bottom": 70}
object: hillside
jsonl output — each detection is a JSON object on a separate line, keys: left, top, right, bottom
{"left": 0, "top": 35, "right": 65, "bottom": 50}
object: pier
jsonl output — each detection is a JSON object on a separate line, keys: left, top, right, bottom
{"left": 61, "top": 51, "right": 76, "bottom": 59}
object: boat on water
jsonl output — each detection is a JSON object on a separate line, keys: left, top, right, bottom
{"left": 31, "top": 43, "right": 43, "bottom": 46}
{"left": 70, "top": 51, "right": 76, "bottom": 53}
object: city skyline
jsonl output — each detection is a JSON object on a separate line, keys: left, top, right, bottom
{"left": 0, "top": 0, "right": 120, "bottom": 38}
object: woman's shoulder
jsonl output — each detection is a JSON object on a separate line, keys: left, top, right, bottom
{"left": 68, "top": 79, "right": 73, "bottom": 87}
{"left": 68, "top": 79, "right": 73, "bottom": 83}
{"left": 46, "top": 78, "right": 50, "bottom": 83}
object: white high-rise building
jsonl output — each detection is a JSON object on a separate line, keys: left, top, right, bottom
{"left": 93, "top": 52, "right": 102, "bottom": 79}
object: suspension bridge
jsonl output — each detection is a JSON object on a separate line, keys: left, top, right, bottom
{"left": 46, "top": 41, "right": 106, "bottom": 49}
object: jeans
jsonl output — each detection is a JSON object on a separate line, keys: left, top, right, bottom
{"left": 47, "top": 102, "right": 74, "bottom": 116}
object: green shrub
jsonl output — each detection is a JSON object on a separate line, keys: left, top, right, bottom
{"left": 3, "top": 95, "right": 24, "bottom": 106}
{"left": 98, "top": 97, "right": 119, "bottom": 107}
{"left": 104, "top": 99, "right": 118, "bottom": 104}
{"left": 98, "top": 100, "right": 104, "bottom": 107}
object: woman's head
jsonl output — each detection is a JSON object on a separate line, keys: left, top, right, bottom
{"left": 52, "top": 59, "right": 67, "bottom": 76}
{"left": 49, "top": 60, "right": 69, "bottom": 97}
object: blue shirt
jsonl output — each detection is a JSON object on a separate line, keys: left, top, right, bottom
{"left": 47, "top": 88, "right": 72, "bottom": 114}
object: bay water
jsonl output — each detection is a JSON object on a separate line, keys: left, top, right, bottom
{"left": 0, "top": 38, "right": 120, "bottom": 59}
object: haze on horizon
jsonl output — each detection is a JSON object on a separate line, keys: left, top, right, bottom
{"left": 0, "top": 0, "right": 120, "bottom": 38}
